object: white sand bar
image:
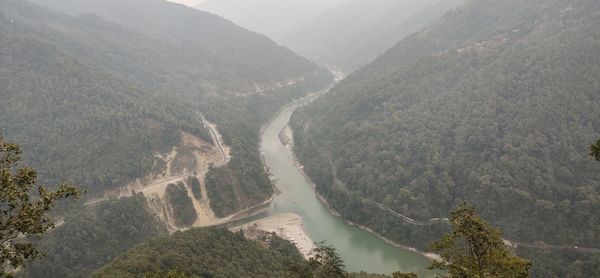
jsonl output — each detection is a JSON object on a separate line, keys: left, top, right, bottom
{"left": 231, "top": 213, "right": 314, "bottom": 259}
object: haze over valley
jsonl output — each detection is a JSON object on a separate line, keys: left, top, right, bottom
{"left": 1, "top": 0, "right": 599, "bottom": 277}
{"left": 196, "top": 0, "right": 352, "bottom": 41}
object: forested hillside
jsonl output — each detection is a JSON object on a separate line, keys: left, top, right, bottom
{"left": 291, "top": 0, "right": 600, "bottom": 276}
{"left": 24, "top": 195, "right": 167, "bottom": 278}
{"left": 91, "top": 228, "right": 304, "bottom": 277}
{"left": 202, "top": 71, "right": 331, "bottom": 216}
{"left": 27, "top": 0, "right": 317, "bottom": 93}
{"left": 0, "top": 0, "right": 209, "bottom": 192}
{"left": 1, "top": 0, "right": 330, "bottom": 199}
{"left": 282, "top": 0, "right": 463, "bottom": 71}
{"left": 91, "top": 228, "right": 394, "bottom": 278}
{"left": 0, "top": 3, "right": 334, "bottom": 276}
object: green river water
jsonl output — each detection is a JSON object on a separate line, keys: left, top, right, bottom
{"left": 260, "top": 93, "right": 436, "bottom": 276}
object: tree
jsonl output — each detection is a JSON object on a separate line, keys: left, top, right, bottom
{"left": 145, "top": 269, "right": 190, "bottom": 278}
{"left": 429, "top": 203, "right": 531, "bottom": 278}
{"left": 289, "top": 241, "right": 347, "bottom": 278}
{"left": 311, "top": 241, "right": 346, "bottom": 277}
{"left": 0, "top": 137, "right": 79, "bottom": 273}
{"left": 392, "top": 272, "right": 417, "bottom": 278}
{"left": 590, "top": 139, "right": 600, "bottom": 161}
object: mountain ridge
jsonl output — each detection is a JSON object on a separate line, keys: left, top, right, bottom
{"left": 282, "top": 0, "right": 463, "bottom": 71}
{"left": 290, "top": 0, "right": 600, "bottom": 276}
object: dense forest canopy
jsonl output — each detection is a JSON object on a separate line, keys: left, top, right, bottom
{"left": 291, "top": 0, "right": 600, "bottom": 276}
{"left": 202, "top": 71, "right": 332, "bottom": 216}
{"left": 24, "top": 195, "right": 167, "bottom": 278}
{"left": 0, "top": 0, "right": 202, "bottom": 191}
{"left": 1, "top": 1, "right": 335, "bottom": 275}
{"left": 0, "top": 0, "right": 329, "bottom": 196}
{"left": 91, "top": 228, "right": 304, "bottom": 277}
{"left": 92, "top": 227, "right": 399, "bottom": 278}
{"left": 6, "top": 0, "right": 600, "bottom": 276}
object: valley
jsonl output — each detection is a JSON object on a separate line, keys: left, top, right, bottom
{"left": 290, "top": 0, "right": 600, "bottom": 276}
{"left": 2, "top": 0, "right": 600, "bottom": 277}
{"left": 259, "top": 84, "right": 435, "bottom": 276}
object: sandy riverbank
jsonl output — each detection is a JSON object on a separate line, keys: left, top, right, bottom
{"left": 230, "top": 213, "right": 314, "bottom": 259}
{"left": 279, "top": 125, "right": 293, "bottom": 146}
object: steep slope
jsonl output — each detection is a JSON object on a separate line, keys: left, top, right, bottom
{"left": 91, "top": 228, "right": 304, "bottom": 277}
{"left": 0, "top": 1, "right": 210, "bottom": 192}
{"left": 291, "top": 0, "right": 600, "bottom": 276}
{"left": 2, "top": 1, "right": 333, "bottom": 276}
{"left": 347, "top": 0, "right": 465, "bottom": 70}
{"left": 25, "top": 195, "right": 167, "bottom": 278}
{"left": 197, "top": 0, "right": 351, "bottom": 40}
{"left": 1, "top": 0, "right": 330, "bottom": 200}
{"left": 282, "top": 0, "right": 463, "bottom": 71}
{"left": 91, "top": 227, "right": 389, "bottom": 278}
{"left": 199, "top": 75, "right": 333, "bottom": 218}
{"left": 28, "top": 0, "right": 319, "bottom": 96}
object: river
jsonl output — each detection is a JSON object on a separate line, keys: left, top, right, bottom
{"left": 260, "top": 89, "right": 435, "bottom": 276}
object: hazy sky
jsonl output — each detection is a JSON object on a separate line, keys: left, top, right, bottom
{"left": 196, "top": 0, "right": 351, "bottom": 41}
{"left": 167, "top": 0, "right": 205, "bottom": 7}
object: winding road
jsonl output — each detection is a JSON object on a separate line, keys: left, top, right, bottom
{"left": 326, "top": 157, "right": 600, "bottom": 254}
{"left": 72, "top": 68, "right": 600, "bottom": 259}
{"left": 84, "top": 116, "right": 230, "bottom": 208}
{"left": 201, "top": 116, "right": 230, "bottom": 165}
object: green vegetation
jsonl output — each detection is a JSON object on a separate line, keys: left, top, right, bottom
{"left": 0, "top": 0, "right": 212, "bottom": 193}
{"left": 350, "top": 273, "right": 391, "bottom": 278}
{"left": 165, "top": 182, "right": 197, "bottom": 227}
{"left": 86, "top": 204, "right": 531, "bottom": 278}
{"left": 517, "top": 247, "right": 600, "bottom": 278}
{"left": 0, "top": 138, "right": 79, "bottom": 274}
{"left": 144, "top": 270, "right": 191, "bottom": 278}
{"left": 93, "top": 229, "right": 389, "bottom": 278}
{"left": 203, "top": 71, "right": 332, "bottom": 217}
{"left": 289, "top": 241, "right": 346, "bottom": 278}
{"left": 288, "top": 206, "right": 528, "bottom": 278}
{"left": 390, "top": 273, "right": 417, "bottom": 278}
{"left": 28, "top": 0, "right": 318, "bottom": 91}
{"left": 91, "top": 229, "right": 304, "bottom": 278}
{"left": 288, "top": 241, "right": 419, "bottom": 278}
{"left": 1, "top": 0, "right": 326, "bottom": 198}
{"left": 1, "top": 3, "right": 333, "bottom": 275}
{"left": 291, "top": 0, "right": 600, "bottom": 276}
{"left": 24, "top": 194, "right": 167, "bottom": 278}
{"left": 430, "top": 203, "right": 531, "bottom": 277}
{"left": 187, "top": 176, "right": 202, "bottom": 200}
{"left": 590, "top": 139, "right": 600, "bottom": 161}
